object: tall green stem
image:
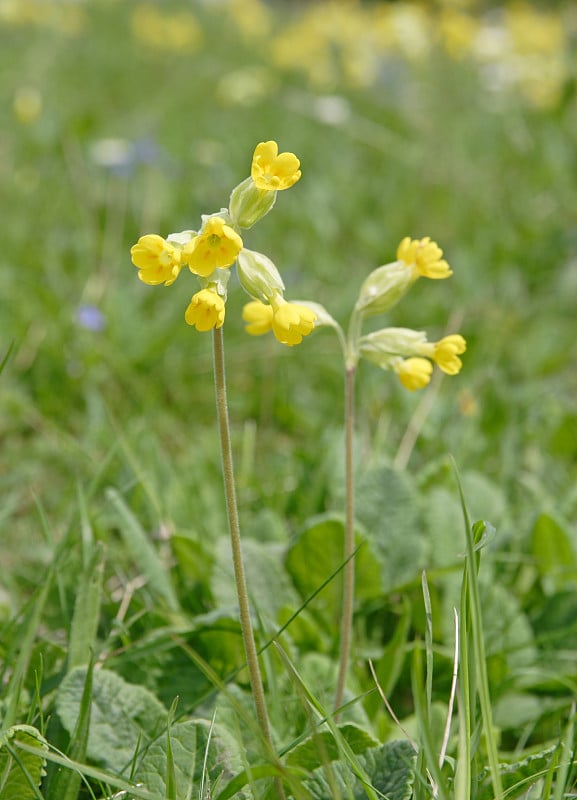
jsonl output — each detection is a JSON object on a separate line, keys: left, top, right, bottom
{"left": 334, "top": 363, "right": 356, "bottom": 713}
{"left": 212, "top": 327, "right": 279, "bottom": 761}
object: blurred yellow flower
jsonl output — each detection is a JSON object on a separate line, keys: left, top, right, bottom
{"left": 242, "top": 301, "right": 274, "bottom": 336}
{"left": 393, "top": 357, "right": 433, "bottom": 391}
{"left": 397, "top": 236, "right": 453, "bottom": 279}
{"left": 185, "top": 288, "right": 225, "bottom": 331}
{"left": 131, "top": 234, "right": 182, "bottom": 286}
{"left": 13, "top": 86, "right": 42, "bottom": 125}
{"left": 131, "top": 4, "right": 202, "bottom": 52}
{"left": 251, "top": 141, "right": 301, "bottom": 191}
{"left": 182, "top": 217, "right": 243, "bottom": 277}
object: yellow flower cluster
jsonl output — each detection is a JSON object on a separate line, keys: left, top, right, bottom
{"left": 129, "top": 141, "right": 314, "bottom": 344}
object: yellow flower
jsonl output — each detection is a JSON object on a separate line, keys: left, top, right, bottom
{"left": 419, "top": 334, "right": 466, "bottom": 375}
{"left": 251, "top": 141, "right": 301, "bottom": 191}
{"left": 397, "top": 236, "right": 453, "bottom": 279}
{"left": 393, "top": 357, "right": 433, "bottom": 391}
{"left": 184, "top": 288, "right": 225, "bottom": 331}
{"left": 271, "top": 297, "right": 316, "bottom": 346}
{"left": 242, "top": 301, "right": 274, "bottom": 335}
{"left": 130, "top": 234, "right": 182, "bottom": 286}
{"left": 182, "top": 217, "right": 243, "bottom": 277}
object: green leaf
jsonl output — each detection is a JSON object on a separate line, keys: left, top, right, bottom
{"left": 212, "top": 537, "right": 299, "bottom": 625}
{"left": 302, "top": 740, "right": 416, "bottom": 800}
{"left": 287, "top": 723, "right": 379, "bottom": 771}
{"left": 339, "top": 463, "right": 424, "bottom": 590}
{"left": 285, "top": 514, "right": 383, "bottom": 630}
{"left": 67, "top": 542, "right": 105, "bottom": 672}
{"left": 0, "top": 725, "right": 48, "bottom": 800}
{"left": 55, "top": 667, "right": 167, "bottom": 773}
{"left": 135, "top": 719, "right": 246, "bottom": 800}
{"left": 531, "top": 513, "right": 577, "bottom": 594}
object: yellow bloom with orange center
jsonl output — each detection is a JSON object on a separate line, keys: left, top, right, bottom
{"left": 184, "top": 288, "right": 225, "bottom": 331}
{"left": 271, "top": 296, "right": 316, "bottom": 346}
{"left": 418, "top": 334, "right": 467, "bottom": 375}
{"left": 182, "top": 217, "right": 243, "bottom": 277}
{"left": 251, "top": 141, "right": 301, "bottom": 191}
{"left": 393, "top": 357, "right": 433, "bottom": 391}
{"left": 397, "top": 236, "right": 453, "bottom": 279}
{"left": 242, "top": 301, "right": 274, "bottom": 336}
{"left": 130, "top": 234, "right": 182, "bottom": 285}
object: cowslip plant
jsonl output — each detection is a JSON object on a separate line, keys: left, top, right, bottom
{"left": 130, "top": 140, "right": 315, "bottom": 796}
{"left": 245, "top": 234, "right": 466, "bottom": 712}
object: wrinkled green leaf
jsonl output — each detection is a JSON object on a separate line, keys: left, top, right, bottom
{"left": 135, "top": 719, "right": 246, "bottom": 800}
{"left": 302, "top": 740, "right": 415, "bottom": 800}
{"left": 287, "top": 723, "right": 379, "bottom": 771}
{"left": 0, "top": 725, "right": 48, "bottom": 800}
{"left": 55, "top": 667, "right": 167, "bottom": 773}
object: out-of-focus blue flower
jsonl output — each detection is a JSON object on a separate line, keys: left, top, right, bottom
{"left": 76, "top": 304, "right": 106, "bottom": 332}
{"left": 89, "top": 137, "right": 162, "bottom": 176}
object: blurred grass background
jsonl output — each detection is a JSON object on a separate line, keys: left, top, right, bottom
{"left": 1, "top": 0, "right": 577, "bottom": 610}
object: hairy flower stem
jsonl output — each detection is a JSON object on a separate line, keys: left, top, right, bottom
{"left": 212, "top": 327, "right": 284, "bottom": 792}
{"left": 334, "top": 364, "right": 357, "bottom": 714}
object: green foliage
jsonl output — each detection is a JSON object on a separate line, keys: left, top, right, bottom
{"left": 55, "top": 668, "right": 167, "bottom": 772}
{"left": 0, "top": 725, "right": 48, "bottom": 800}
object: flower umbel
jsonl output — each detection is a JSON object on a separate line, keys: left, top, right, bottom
{"left": 185, "top": 288, "right": 225, "bottom": 331}
{"left": 130, "top": 234, "right": 182, "bottom": 285}
{"left": 242, "top": 301, "right": 274, "bottom": 335}
{"left": 393, "top": 357, "right": 433, "bottom": 391}
{"left": 182, "top": 217, "right": 243, "bottom": 277}
{"left": 397, "top": 236, "right": 453, "bottom": 279}
{"left": 251, "top": 140, "right": 301, "bottom": 191}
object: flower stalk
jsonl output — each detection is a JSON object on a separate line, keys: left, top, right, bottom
{"left": 211, "top": 326, "right": 278, "bottom": 757}
{"left": 334, "top": 362, "right": 357, "bottom": 714}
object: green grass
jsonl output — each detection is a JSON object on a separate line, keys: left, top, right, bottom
{"left": 1, "top": 1, "right": 577, "bottom": 798}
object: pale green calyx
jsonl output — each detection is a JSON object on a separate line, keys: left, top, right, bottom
{"left": 359, "top": 327, "right": 427, "bottom": 367}
{"left": 355, "top": 261, "right": 415, "bottom": 318}
{"left": 237, "top": 248, "right": 285, "bottom": 302}
{"left": 229, "top": 177, "right": 277, "bottom": 229}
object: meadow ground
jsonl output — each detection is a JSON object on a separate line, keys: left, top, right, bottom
{"left": 1, "top": 1, "right": 577, "bottom": 798}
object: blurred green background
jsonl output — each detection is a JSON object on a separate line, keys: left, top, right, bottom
{"left": 1, "top": 0, "right": 576, "bottom": 599}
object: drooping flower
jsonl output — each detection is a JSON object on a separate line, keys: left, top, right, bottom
{"left": 182, "top": 217, "right": 243, "bottom": 277}
{"left": 130, "top": 234, "right": 182, "bottom": 285}
{"left": 184, "top": 288, "right": 225, "bottom": 331}
{"left": 242, "top": 300, "right": 274, "bottom": 335}
{"left": 271, "top": 296, "right": 316, "bottom": 346}
{"left": 251, "top": 141, "right": 301, "bottom": 191}
{"left": 418, "top": 334, "right": 467, "bottom": 375}
{"left": 397, "top": 236, "right": 453, "bottom": 279}
{"left": 393, "top": 357, "right": 433, "bottom": 391}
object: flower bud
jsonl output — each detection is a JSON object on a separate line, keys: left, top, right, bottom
{"left": 354, "top": 261, "right": 415, "bottom": 318}
{"left": 229, "top": 177, "right": 277, "bottom": 229}
{"left": 237, "top": 248, "right": 285, "bottom": 302}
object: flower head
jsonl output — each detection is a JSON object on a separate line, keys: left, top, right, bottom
{"left": 242, "top": 301, "right": 274, "bottom": 336}
{"left": 251, "top": 140, "right": 301, "bottom": 191}
{"left": 397, "top": 236, "right": 452, "bottom": 279}
{"left": 182, "top": 217, "right": 243, "bottom": 277}
{"left": 271, "top": 297, "right": 316, "bottom": 346}
{"left": 130, "top": 234, "right": 182, "bottom": 285}
{"left": 419, "top": 334, "right": 466, "bottom": 375}
{"left": 184, "top": 288, "right": 225, "bottom": 331}
{"left": 393, "top": 357, "right": 433, "bottom": 391}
